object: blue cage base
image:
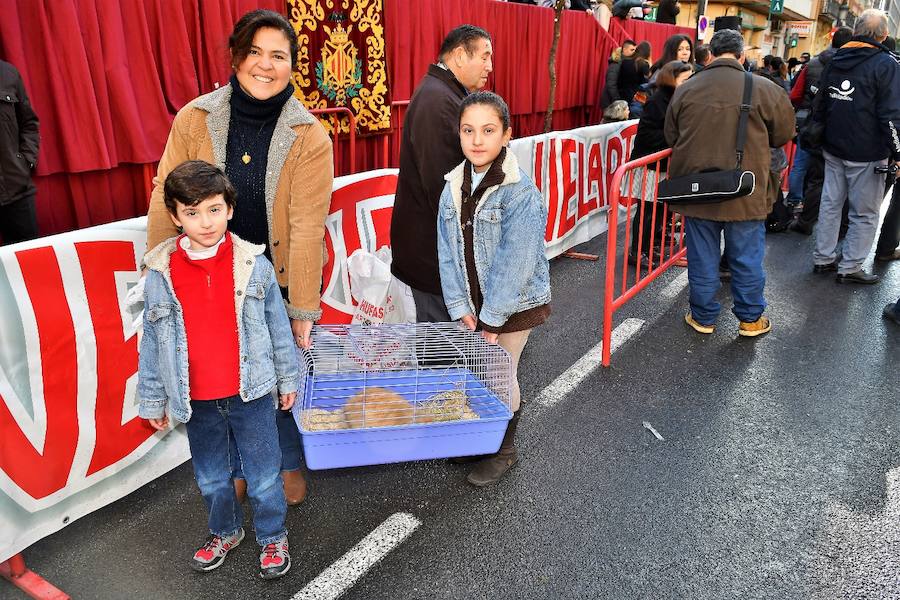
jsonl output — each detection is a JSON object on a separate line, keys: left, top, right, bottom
{"left": 292, "top": 368, "right": 512, "bottom": 470}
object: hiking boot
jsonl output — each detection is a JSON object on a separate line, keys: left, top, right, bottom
{"left": 450, "top": 454, "right": 491, "bottom": 465}
{"left": 738, "top": 316, "right": 771, "bottom": 338}
{"left": 467, "top": 411, "right": 520, "bottom": 487}
{"left": 282, "top": 469, "right": 307, "bottom": 506}
{"left": 190, "top": 528, "right": 244, "bottom": 572}
{"left": 684, "top": 313, "right": 715, "bottom": 334}
{"left": 875, "top": 249, "right": 900, "bottom": 262}
{"left": 813, "top": 261, "right": 837, "bottom": 273}
{"left": 836, "top": 270, "right": 879, "bottom": 285}
{"left": 259, "top": 538, "right": 291, "bottom": 580}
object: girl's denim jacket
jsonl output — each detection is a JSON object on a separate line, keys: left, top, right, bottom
{"left": 137, "top": 233, "right": 299, "bottom": 424}
{"left": 437, "top": 150, "right": 551, "bottom": 328}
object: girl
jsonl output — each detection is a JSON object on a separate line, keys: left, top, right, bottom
{"left": 649, "top": 34, "right": 694, "bottom": 80}
{"left": 437, "top": 91, "right": 551, "bottom": 487}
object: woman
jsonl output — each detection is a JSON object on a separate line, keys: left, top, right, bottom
{"left": 618, "top": 41, "right": 652, "bottom": 117}
{"left": 600, "top": 47, "right": 624, "bottom": 109}
{"left": 628, "top": 60, "right": 693, "bottom": 266}
{"left": 145, "top": 9, "right": 333, "bottom": 505}
{"left": 649, "top": 34, "right": 694, "bottom": 79}
{"left": 654, "top": 0, "right": 681, "bottom": 24}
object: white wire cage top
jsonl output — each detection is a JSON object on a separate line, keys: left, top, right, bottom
{"left": 297, "top": 323, "right": 512, "bottom": 432}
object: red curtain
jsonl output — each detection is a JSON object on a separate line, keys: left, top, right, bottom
{"left": 1, "top": 0, "right": 618, "bottom": 236}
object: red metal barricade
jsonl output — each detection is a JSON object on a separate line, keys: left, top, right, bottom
{"left": 380, "top": 100, "right": 410, "bottom": 169}
{"left": 1, "top": 553, "right": 70, "bottom": 599}
{"left": 310, "top": 107, "right": 357, "bottom": 176}
{"left": 602, "top": 148, "right": 685, "bottom": 366}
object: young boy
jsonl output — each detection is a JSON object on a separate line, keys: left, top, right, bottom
{"left": 138, "top": 160, "right": 299, "bottom": 579}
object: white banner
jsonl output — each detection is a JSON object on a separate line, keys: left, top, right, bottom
{"left": 0, "top": 122, "right": 638, "bottom": 561}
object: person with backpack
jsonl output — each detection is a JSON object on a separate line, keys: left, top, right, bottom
{"left": 809, "top": 10, "right": 900, "bottom": 284}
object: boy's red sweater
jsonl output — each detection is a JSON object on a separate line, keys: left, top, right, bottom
{"left": 170, "top": 234, "right": 240, "bottom": 401}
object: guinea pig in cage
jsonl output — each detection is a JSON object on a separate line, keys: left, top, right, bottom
{"left": 292, "top": 323, "right": 513, "bottom": 469}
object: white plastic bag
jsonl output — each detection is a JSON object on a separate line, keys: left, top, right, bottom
{"left": 347, "top": 247, "right": 416, "bottom": 325}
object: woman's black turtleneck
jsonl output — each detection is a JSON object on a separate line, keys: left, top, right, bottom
{"left": 225, "top": 74, "right": 294, "bottom": 257}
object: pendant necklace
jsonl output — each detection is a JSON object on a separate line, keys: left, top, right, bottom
{"left": 235, "top": 118, "right": 271, "bottom": 165}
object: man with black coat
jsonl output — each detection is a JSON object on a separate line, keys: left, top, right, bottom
{"left": 810, "top": 10, "right": 900, "bottom": 284}
{"left": 0, "top": 60, "right": 40, "bottom": 245}
{"left": 390, "top": 25, "right": 492, "bottom": 321}
{"left": 787, "top": 26, "right": 853, "bottom": 234}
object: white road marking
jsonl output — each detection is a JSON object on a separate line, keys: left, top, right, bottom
{"left": 535, "top": 317, "right": 645, "bottom": 408}
{"left": 659, "top": 270, "right": 689, "bottom": 300}
{"left": 291, "top": 512, "right": 421, "bottom": 600}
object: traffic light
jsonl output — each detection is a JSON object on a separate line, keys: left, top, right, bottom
{"left": 788, "top": 32, "right": 799, "bottom": 48}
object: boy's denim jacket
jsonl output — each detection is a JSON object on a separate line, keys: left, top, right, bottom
{"left": 137, "top": 233, "right": 299, "bottom": 424}
{"left": 437, "top": 150, "right": 551, "bottom": 328}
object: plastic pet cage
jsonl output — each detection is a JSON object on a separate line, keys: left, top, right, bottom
{"left": 292, "top": 323, "right": 513, "bottom": 469}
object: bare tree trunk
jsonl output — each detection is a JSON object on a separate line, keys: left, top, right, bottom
{"left": 544, "top": 0, "right": 566, "bottom": 133}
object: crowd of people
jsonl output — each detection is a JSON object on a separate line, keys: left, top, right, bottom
{"left": 1, "top": 2, "right": 898, "bottom": 585}
{"left": 599, "top": 10, "right": 900, "bottom": 329}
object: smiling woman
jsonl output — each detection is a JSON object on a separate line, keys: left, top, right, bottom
{"left": 144, "top": 9, "right": 334, "bottom": 510}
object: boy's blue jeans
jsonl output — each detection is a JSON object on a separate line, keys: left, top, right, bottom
{"left": 185, "top": 395, "right": 287, "bottom": 546}
{"left": 685, "top": 218, "right": 767, "bottom": 325}
{"left": 232, "top": 407, "right": 302, "bottom": 478}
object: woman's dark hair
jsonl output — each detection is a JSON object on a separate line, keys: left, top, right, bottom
{"left": 833, "top": 26, "right": 853, "bottom": 48}
{"left": 654, "top": 60, "right": 693, "bottom": 90}
{"left": 651, "top": 34, "right": 693, "bottom": 72}
{"left": 439, "top": 25, "right": 492, "bottom": 61}
{"left": 459, "top": 91, "right": 510, "bottom": 131}
{"left": 770, "top": 56, "right": 787, "bottom": 78}
{"left": 229, "top": 10, "right": 299, "bottom": 69}
{"left": 633, "top": 41, "right": 652, "bottom": 64}
{"left": 164, "top": 161, "right": 237, "bottom": 215}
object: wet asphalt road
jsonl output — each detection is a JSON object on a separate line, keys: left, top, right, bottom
{"left": 11, "top": 220, "right": 900, "bottom": 600}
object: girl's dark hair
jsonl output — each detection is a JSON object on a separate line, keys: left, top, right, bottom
{"left": 164, "top": 161, "right": 237, "bottom": 215}
{"left": 229, "top": 10, "right": 299, "bottom": 69}
{"left": 651, "top": 34, "right": 694, "bottom": 72}
{"left": 459, "top": 91, "right": 511, "bottom": 131}
{"left": 634, "top": 41, "right": 652, "bottom": 64}
{"left": 654, "top": 60, "right": 693, "bottom": 90}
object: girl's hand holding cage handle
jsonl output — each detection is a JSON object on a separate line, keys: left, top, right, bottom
{"left": 481, "top": 330, "right": 499, "bottom": 345}
{"left": 460, "top": 314, "right": 477, "bottom": 331}
{"left": 280, "top": 392, "right": 297, "bottom": 410}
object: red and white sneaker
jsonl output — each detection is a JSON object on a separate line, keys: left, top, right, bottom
{"left": 190, "top": 528, "right": 244, "bottom": 572}
{"left": 259, "top": 538, "right": 291, "bottom": 579}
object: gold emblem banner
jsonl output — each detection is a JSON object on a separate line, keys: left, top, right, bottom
{"left": 287, "top": 0, "right": 391, "bottom": 136}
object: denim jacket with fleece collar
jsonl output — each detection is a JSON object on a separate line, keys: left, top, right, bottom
{"left": 137, "top": 233, "right": 299, "bottom": 424}
{"left": 437, "top": 150, "right": 551, "bottom": 328}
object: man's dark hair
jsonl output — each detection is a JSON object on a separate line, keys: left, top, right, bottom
{"left": 832, "top": 26, "right": 853, "bottom": 48}
{"left": 709, "top": 29, "right": 744, "bottom": 58}
{"left": 438, "top": 25, "right": 491, "bottom": 61}
{"left": 459, "top": 91, "right": 510, "bottom": 130}
{"left": 623, "top": 39, "right": 637, "bottom": 47}
{"left": 884, "top": 36, "right": 897, "bottom": 51}
{"left": 763, "top": 54, "right": 773, "bottom": 68}
{"left": 229, "top": 10, "right": 300, "bottom": 69}
{"left": 787, "top": 57, "right": 799, "bottom": 69}
{"left": 164, "top": 161, "right": 237, "bottom": 215}
{"left": 694, "top": 44, "right": 710, "bottom": 64}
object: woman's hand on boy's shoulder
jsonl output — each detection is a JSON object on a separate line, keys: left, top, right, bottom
{"left": 460, "top": 314, "right": 477, "bottom": 331}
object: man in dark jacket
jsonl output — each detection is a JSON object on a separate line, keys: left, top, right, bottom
{"left": 601, "top": 39, "right": 636, "bottom": 108}
{"left": 786, "top": 26, "right": 853, "bottom": 234}
{"left": 0, "top": 60, "right": 40, "bottom": 245}
{"left": 811, "top": 10, "right": 900, "bottom": 284}
{"left": 390, "top": 25, "right": 492, "bottom": 321}
{"left": 665, "top": 29, "right": 794, "bottom": 337}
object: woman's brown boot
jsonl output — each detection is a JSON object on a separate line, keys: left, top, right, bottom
{"left": 466, "top": 411, "right": 520, "bottom": 487}
{"left": 234, "top": 478, "right": 247, "bottom": 503}
{"left": 282, "top": 469, "right": 307, "bottom": 505}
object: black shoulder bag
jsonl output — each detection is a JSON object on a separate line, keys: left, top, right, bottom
{"left": 797, "top": 62, "right": 833, "bottom": 151}
{"left": 657, "top": 71, "right": 756, "bottom": 205}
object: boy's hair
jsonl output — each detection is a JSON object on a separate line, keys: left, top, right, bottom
{"left": 459, "top": 91, "right": 511, "bottom": 131}
{"left": 655, "top": 60, "right": 693, "bottom": 90}
{"left": 623, "top": 39, "right": 637, "bottom": 48}
{"left": 163, "top": 161, "right": 237, "bottom": 215}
